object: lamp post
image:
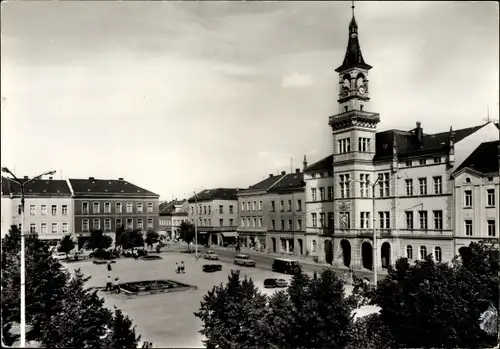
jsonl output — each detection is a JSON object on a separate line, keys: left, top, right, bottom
{"left": 193, "top": 191, "right": 198, "bottom": 258}
{"left": 1, "top": 167, "right": 56, "bottom": 347}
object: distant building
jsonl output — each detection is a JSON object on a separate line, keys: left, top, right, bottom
{"left": 158, "top": 199, "right": 189, "bottom": 240}
{"left": 1, "top": 176, "right": 73, "bottom": 244}
{"left": 237, "top": 172, "right": 287, "bottom": 249}
{"left": 188, "top": 188, "right": 239, "bottom": 245}
{"left": 452, "top": 140, "right": 499, "bottom": 254}
{"left": 68, "top": 177, "right": 160, "bottom": 249}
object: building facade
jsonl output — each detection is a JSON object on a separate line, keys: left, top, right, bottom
{"left": 1, "top": 176, "right": 73, "bottom": 243}
{"left": 266, "top": 169, "right": 306, "bottom": 255}
{"left": 188, "top": 188, "right": 239, "bottom": 245}
{"left": 308, "top": 9, "right": 500, "bottom": 269}
{"left": 237, "top": 172, "right": 288, "bottom": 249}
{"left": 68, "top": 177, "right": 160, "bottom": 249}
{"left": 158, "top": 199, "right": 189, "bottom": 240}
{"left": 452, "top": 141, "right": 499, "bottom": 254}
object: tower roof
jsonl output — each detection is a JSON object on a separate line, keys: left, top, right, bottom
{"left": 335, "top": 4, "right": 372, "bottom": 73}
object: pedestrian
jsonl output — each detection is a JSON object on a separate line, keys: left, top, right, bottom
{"left": 149, "top": 342, "right": 153, "bottom": 348}
{"left": 116, "top": 277, "right": 121, "bottom": 294}
{"left": 105, "top": 275, "right": 112, "bottom": 292}
{"left": 107, "top": 262, "right": 112, "bottom": 271}
{"left": 181, "top": 261, "right": 185, "bottom": 273}
{"left": 175, "top": 262, "right": 180, "bottom": 274}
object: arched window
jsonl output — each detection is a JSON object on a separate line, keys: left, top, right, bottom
{"left": 434, "top": 246, "right": 442, "bottom": 262}
{"left": 465, "top": 177, "right": 471, "bottom": 183}
{"left": 406, "top": 245, "right": 413, "bottom": 260}
{"left": 93, "top": 218, "right": 100, "bottom": 230}
{"left": 420, "top": 246, "right": 427, "bottom": 260}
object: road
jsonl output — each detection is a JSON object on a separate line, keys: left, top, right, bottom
{"left": 165, "top": 244, "right": 387, "bottom": 283}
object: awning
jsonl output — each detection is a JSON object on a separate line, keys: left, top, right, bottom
{"left": 221, "top": 232, "right": 238, "bottom": 238}
{"left": 199, "top": 231, "right": 208, "bottom": 235}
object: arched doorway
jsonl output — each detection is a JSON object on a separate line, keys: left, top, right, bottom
{"left": 361, "top": 242, "right": 373, "bottom": 270}
{"left": 340, "top": 239, "right": 351, "bottom": 267}
{"left": 324, "top": 240, "right": 333, "bottom": 265}
{"left": 381, "top": 242, "right": 391, "bottom": 269}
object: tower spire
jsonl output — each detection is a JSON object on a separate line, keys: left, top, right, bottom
{"left": 352, "top": 1, "right": 355, "bottom": 18}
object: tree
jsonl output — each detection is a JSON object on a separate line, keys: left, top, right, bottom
{"left": 115, "top": 224, "right": 125, "bottom": 248}
{"left": 121, "top": 229, "right": 144, "bottom": 251}
{"left": 101, "top": 307, "right": 142, "bottom": 348}
{"left": 145, "top": 229, "right": 159, "bottom": 250}
{"left": 178, "top": 221, "right": 196, "bottom": 252}
{"left": 86, "top": 229, "right": 112, "bottom": 251}
{"left": 58, "top": 234, "right": 75, "bottom": 254}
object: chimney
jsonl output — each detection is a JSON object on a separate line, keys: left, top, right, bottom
{"left": 24, "top": 176, "right": 29, "bottom": 180}
{"left": 118, "top": 177, "right": 124, "bottom": 180}
{"left": 269, "top": 174, "right": 273, "bottom": 178}
{"left": 415, "top": 121, "right": 423, "bottom": 145}
{"left": 303, "top": 154, "right": 308, "bottom": 171}
{"left": 49, "top": 177, "right": 53, "bottom": 180}
{"left": 281, "top": 171, "right": 286, "bottom": 175}
{"left": 295, "top": 168, "right": 300, "bottom": 173}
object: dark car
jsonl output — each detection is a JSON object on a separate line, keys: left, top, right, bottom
{"left": 263, "top": 278, "right": 288, "bottom": 288}
{"left": 202, "top": 264, "right": 223, "bottom": 273}
{"left": 272, "top": 258, "right": 300, "bottom": 274}
{"left": 140, "top": 255, "right": 163, "bottom": 261}
{"left": 89, "top": 249, "right": 116, "bottom": 260}
{"left": 93, "top": 260, "right": 116, "bottom": 265}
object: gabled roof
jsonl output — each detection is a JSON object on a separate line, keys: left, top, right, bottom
{"left": 239, "top": 174, "right": 286, "bottom": 194}
{"left": 268, "top": 172, "right": 305, "bottom": 193}
{"left": 454, "top": 140, "right": 499, "bottom": 175}
{"left": 188, "top": 188, "right": 239, "bottom": 203}
{"left": 305, "top": 155, "right": 333, "bottom": 172}
{"left": 1, "top": 177, "right": 71, "bottom": 197}
{"left": 159, "top": 199, "right": 187, "bottom": 215}
{"left": 68, "top": 178, "right": 159, "bottom": 197}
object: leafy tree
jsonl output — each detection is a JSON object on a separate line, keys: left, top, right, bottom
{"left": 86, "top": 229, "right": 112, "bottom": 251}
{"left": 115, "top": 224, "right": 125, "bottom": 248}
{"left": 121, "top": 229, "right": 144, "bottom": 251}
{"left": 346, "top": 313, "right": 395, "bottom": 349}
{"left": 179, "top": 221, "right": 196, "bottom": 252}
{"left": 101, "top": 307, "right": 142, "bottom": 348}
{"left": 145, "top": 229, "right": 159, "bottom": 250}
{"left": 58, "top": 234, "right": 75, "bottom": 254}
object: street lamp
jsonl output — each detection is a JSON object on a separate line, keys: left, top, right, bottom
{"left": 348, "top": 175, "right": 381, "bottom": 285}
{"left": 193, "top": 191, "right": 199, "bottom": 258}
{"left": 1, "top": 167, "right": 56, "bottom": 347}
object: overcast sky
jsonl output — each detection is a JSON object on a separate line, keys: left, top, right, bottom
{"left": 1, "top": 1, "right": 498, "bottom": 200}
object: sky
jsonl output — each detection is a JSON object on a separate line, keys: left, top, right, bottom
{"left": 1, "top": 1, "right": 498, "bottom": 200}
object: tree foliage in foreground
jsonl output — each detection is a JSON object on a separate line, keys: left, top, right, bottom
{"left": 86, "top": 229, "right": 112, "bottom": 251}
{"left": 58, "top": 234, "right": 75, "bottom": 254}
{"left": 1, "top": 225, "right": 143, "bottom": 348}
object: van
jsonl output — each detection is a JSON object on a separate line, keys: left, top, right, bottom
{"left": 272, "top": 258, "right": 300, "bottom": 274}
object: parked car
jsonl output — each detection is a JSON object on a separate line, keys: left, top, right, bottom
{"left": 140, "top": 255, "right": 162, "bottom": 261}
{"left": 67, "top": 250, "right": 89, "bottom": 261}
{"left": 263, "top": 278, "right": 288, "bottom": 288}
{"left": 89, "top": 249, "right": 116, "bottom": 260}
{"left": 52, "top": 252, "right": 68, "bottom": 261}
{"left": 233, "top": 254, "right": 256, "bottom": 267}
{"left": 122, "top": 249, "right": 147, "bottom": 258}
{"left": 203, "top": 251, "right": 219, "bottom": 260}
{"left": 272, "top": 258, "right": 300, "bottom": 274}
{"left": 202, "top": 264, "right": 223, "bottom": 273}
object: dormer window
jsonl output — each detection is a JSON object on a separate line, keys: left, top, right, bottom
{"left": 465, "top": 177, "right": 471, "bottom": 183}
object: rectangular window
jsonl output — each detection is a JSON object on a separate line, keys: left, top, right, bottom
{"left": 82, "top": 219, "right": 89, "bottom": 231}
{"left": 41, "top": 223, "right": 47, "bottom": 234}
{"left": 312, "top": 188, "right": 317, "bottom": 201}
{"left": 252, "top": 201, "right": 256, "bottom": 211}
{"left": 320, "top": 187, "right": 325, "bottom": 201}
{"left": 104, "top": 202, "right": 111, "bottom": 213}
{"left": 433, "top": 176, "right": 442, "bottom": 194}
{"left": 104, "top": 218, "right": 111, "bottom": 231}
{"left": 288, "top": 200, "right": 292, "bottom": 211}
{"left": 258, "top": 201, "right": 262, "bottom": 211}
{"left": 281, "top": 220, "right": 285, "bottom": 230}
{"left": 241, "top": 218, "right": 245, "bottom": 227}
{"left": 208, "top": 206, "right": 211, "bottom": 214}
{"left": 147, "top": 203, "right": 153, "bottom": 213}
{"left": 405, "top": 160, "right": 412, "bottom": 167}
{"left": 280, "top": 201, "right": 284, "bottom": 212}
{"left": 464, "top": 190, "right": 472, "bottom": 207}
{"left": 433, "top": 157, "right": 442, "bottom": 164}
{"left": 319, "top": 213, "right": 325, "bottom": 228}
{"left": 147, "top": 218, "right": 153, "bottom": 228}
{"left": 93, "top": 219, "right": 100, "bottom": 230}
{"left": 338, "top": 138, "right": 351, "bottom": 153}
{"left": 41, "top": 205, "right": 47, "bottom": 216}
{"left": 465, "top": 220, "right": 473, "bottom": 236}
{"left": 204, "top": 206, "right": 207, "bottom": 215}
{"left": 378, "top": 173, "right": 390, "bottom": 197}
{"left": 241, "top": 202, "right": 245, "bottom": 212}
{"left": 51, "top": 205, "right": 57, "bottom": 216}
{"left": 328, "top": 186, "right": 333, "bottom": 200}
{"left": 419, "top": 159, "right": 426, "bottom": 165}
{"left": 312, "top": 213, "right": 317, "bottom": 228}
{"left": 487, "top": 220, "right": 496, "bottom": 237}
{"left": 52, "top": 222, "right": 58, "bottom": 233}
{"left": 358, "top": 137, "right": 370, "bottom": 152}
{"left": 405, "top": 179, "right": 413, "bottom": 196}
{"left": 30, "top": 223, "right": 36, "bottom": 233}
{"left": 126, "top": 202, "right": 133, "bottom": 213}
{"left": 219, "top": 205, "right": 224, "bottom": 214}
{"left": 288, "top": 219, "right": 293, "bottom": 230}
{"left": 246, "top": 202, "right": 250, "bottom": 211}
{"left": 378, "top": 212, "right": 390, "bottom": 229}
{"left": 297, "top": 199, "right": 302, "bottom": 211}
{"left": 271, "top": 220, "right": 276, "bottom": 230}
{"left": 62, "top": 223, "right": 68, "bottom": 233}
{"left": 419, "top": 211, "right": 428, "bottom": 230}
{"left": 82, "top": 202, "right": 88, "bottom": 214}
{"left": 115, "top": 202, "right": 122, "bottom": 213}
{"left": 406, "top": 211, "right": 413, "bottom": 229}
{"left": 137, "top": 218, "right": 143, "bottom": 229}
{"left": 271, "top": 201, "right": 275, "bottom": 212}
{"left": 328, "top": 212, "right": 334, "bottom": 229}
{"left": 419, "top": 178, "right": 427, "bottom": 195}
{"left": 258, "top": 218, "right": 262, "bottom": 227}
{"left": 360, "top": 174, "right": 370, "bottom": 197}
{"left": 229, "top": 205, "right": 234, "bottom": 214}
{"left": 433, "top": 210, "right": 443, "bottom": 230}
{"left": 340, "top": 174, "right": 350, "bottom": 198}
{"left": 30, "top": 205, "right": 36, "bottom": 215}
{"left": 220, "top": 219, "right": 224, "bottom": 227}
{"left": 93, "top": 202, "right": 100, "bottom": 214}
{"left": 487, "top": 189, "right": 495, "bottom": 206}
{"left": 137, "top": 203, "right": 143, "bottom": 213}
{"left": 360, "top": 212, "right": 370, "bottom": 229}
{"left": 297, "top": 219, "right": 302, "bottom": 230}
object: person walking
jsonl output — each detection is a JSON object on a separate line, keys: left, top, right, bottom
{"left": 175, "top": 262, "right": 180, "bottom": 274}
{"left": 105, "top": 275, "right": 112, "bottom": 292}
{"left": 181, "top": 261, "right": 185, "bottom": 274}
{"left": 107, "top": 262, "right": 112, "bottom": 271}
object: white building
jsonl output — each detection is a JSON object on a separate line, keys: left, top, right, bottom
{"left": 305, "top": 9, "right": 499, "bottom": 269}
{"left": 158, "top": 199, "right": 189, "bottom": 240}
{"left": 1, "top": 176, "right": 74, "bottom": 244}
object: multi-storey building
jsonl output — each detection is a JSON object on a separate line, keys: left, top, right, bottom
{"left": 307, "top": 8, "right": 499, "bottom": 269}
{"left": 68, "top": 177, "right": 160, "bottom": 249}
{"left": 158, "top": 199, "right": 189, "bottom": 240}
{"left": 266, "top": 169, "right": 306, "bottom": 255}
{"left": 452, "top": 140, "right": 499, "bottom": 254}
{"left": 237, "top": 172, "right": 288, "bottom": 249}
{"left": 1, "top": 176, "right": 73, "bottom": 244}
{"left": 188, "top": 188, "right": 239, "bottom": 245}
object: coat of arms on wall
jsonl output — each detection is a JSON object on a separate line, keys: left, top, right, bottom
{"left": 337, "top": 201, "right": 351, "bottom": 211}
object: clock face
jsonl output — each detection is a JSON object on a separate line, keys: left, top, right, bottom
{"left": 359, "top": 87, "right": 365, "bottom": 95}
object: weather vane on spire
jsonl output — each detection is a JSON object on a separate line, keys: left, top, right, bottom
{"left": 352, "top": 1, "right": 355, "bottom": 17}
